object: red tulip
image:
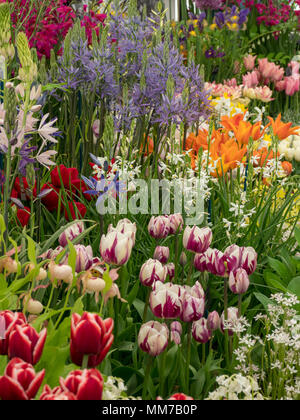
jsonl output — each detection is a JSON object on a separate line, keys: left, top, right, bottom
{"left": 8, "top": 324, "right": 47, "bottom": 365}
{"left": 40, "top": 385, "right": 77, "bottom": 400}
{"left": 0, "top": 311, "right": 26, "bottom": 355}
{"left": 64, "top": 201, "right": 87, "bottom": 221}
{"left": 17, "top": 207, "right": 31, "bottom": 227}
{"left": 70, "top": 312, "right": 114, "bottom": 368}
{"left": 0, "top": 358, "right": 45, "bottom": 400}
{"left": 14, "top": 177, "right": 37, "bottom": 200}
{"left": 51, "top": 165, "right": 79, "bottom": 188}
{"left": 59, "top": 369, "right": 104, "bottom": 400}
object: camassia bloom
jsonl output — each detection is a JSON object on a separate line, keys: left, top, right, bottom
{"left": 267, "top": 114, "right": 300, "bottom": 141}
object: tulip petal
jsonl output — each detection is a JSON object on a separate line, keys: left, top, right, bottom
{"left": 26, "top": 369, "right": 45, "bottom": 400}
{"left": 0, "top": 376, "right": 28, "bottom": 400}
{"left": 32, "top": 328, "right": 47, "bottom": 365}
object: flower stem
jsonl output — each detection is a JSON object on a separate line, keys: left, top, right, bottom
{"left": 223, "top": 277, "right": 229, "bottom": 369}
{"left": 185, "top": 323, "right": 192, "bottom": 394}
{"left": 142, "top": 288, "right": 150, "bottom": 324}
{"left": 142, "top": 355, "right": 153, "bottom": 400}
{"left": 81, "top": 354, "right": 89, "bottom": 370}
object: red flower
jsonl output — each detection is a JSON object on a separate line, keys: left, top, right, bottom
{"left": 71, "top": 179, "right": 93, "bottom": 202}
{"left": 70, "top": 312, "right": 114, "bottom": 368}
{"left": 64, "top": 201, "right": 87, "bottom": 221}
{"left": 0, "top": 311, "right": 26, "bottom": 355}
{"left": 40, "top": 385, "right": 77, "bottom": 400}
{"left": 0, "top": 358, "right": 45, "bottom": 400}
{"left": 14, "top": 177, "right": 36, "bottom": 200}
{"left": 51, "top": 165, "right": 79, "bottom": 188}
{"left": 41, "top": 183, "right": 60, "bottom": 212}
{"left": 17, "top": 207, "right": 31, "bottom": 227}
{"left": 168, "top": 393, "right": 194, "bottom": 400}
{"left": 60, "top": 369, "right": 104, "bottom": 400}
{"left": 8, "top": 324, "right": 47, "bottom": 365}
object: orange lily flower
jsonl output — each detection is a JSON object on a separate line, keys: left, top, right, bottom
{"left": 140, "top": 136, "right": 154, "bottom": 156}
{"left": 221, "top": 114, "right": 266, "bottom": 146}
{"left": 267, "top": 114, "right": 300, "bottom": 140}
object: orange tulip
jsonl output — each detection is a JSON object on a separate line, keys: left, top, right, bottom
{"left": 267, "top": 114, "right": 300, "bottom": 140}
{"left": 140, "top": 136, "right": 154, "bottom": 156}
{"left": 221, "top": 114, "right": 266, "bottom": 146}
{"left": 281, "top": 161, "right": 293, "bottom": 175}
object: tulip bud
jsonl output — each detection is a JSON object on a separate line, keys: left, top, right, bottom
{"left": 150, "top": 282, "right": 182, "bottom": 319}
{"left": 229, "top": 268, "right": 250, "bottom": 294}
{"left": 139, "top": 259, "right": 167, "bottom": 287}
{"left": 192, "top": 318, "right": 212, "bottom": 343}
{"left": 179, "top": 252, "right": 187, "bottom": 266}
{"left": 168, "top": 213, "right": 184, "bottom": 234}
{"left": 166, "top": 263, "right": 175, "bottom": 281}
{"left": 153, "top": 246, "right": 169, "bottom": 264}
{"left": 148, "top": 216, "right": 170, "bottom": 239}
{"left": 240, "top": 247, "right": 257, "bottom": 275}
{"left": 205, "top": 248, "right": 227, "bottom": 277}
{"left": 100, "top": 231, "right": 133, "bottom": 266}
{"left": 170, "top": 321, "right": 182, "bottom": 345}
{"left": 40, "top": 385, "right": 77, "bottom": 400}
{"left": 0, "top": 358, "right": 45, "bottom": 400}
{"left": 207, "top": 311, "right": 220, "bottom": 331}
{"left": 224, "top": 244, "right": 242, "bottom": 273}
{"left": 138, "top": 321, "right": 169, "bottom": 356}
{"left": 194, "top": 253, "right": 207, "bottom": 272}
{"left": 59, "top": 221, "right": 85, "bottom": 247}
{"left": 220, "top": 307, "right": 239, "bottom": 336}
{"left": 183, "top": 226, "right": 212, "bottom": 254}
{"left": 0, "top": 311, "right": 26, "bottom": 355}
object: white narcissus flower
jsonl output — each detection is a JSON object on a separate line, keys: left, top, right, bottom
{"left": 138, "top": 321, "right": 169, "bottom": 356}
{"left": 100, "top": 231, "right": 133, "bottom": 266}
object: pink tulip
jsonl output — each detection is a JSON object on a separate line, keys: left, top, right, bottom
{"left": 108, "top": 218, "right": 136, "bottom": 245}
{"left": 243, "top": 54, "right": 256, "bottom": 71}
{"left": 194, "top": 252, "right": 207, "bottom": 272}
{"left": 180, "top": 292, "right": 205, "bottom": 323}
{"left": 254, "top": 86, "right": 273, "bottom": 102}
{"left": 138, "top": 321, "right": 169, "bottom": 356}
{"left": 284, "top": 76, "right": 299, "bottom": 96}
{"left": 243, "top": 71, "right": 259, "bottom": 88}
{"left": 8, "top": 324, "right": 47, "bottom": 365}
{"left": 207, "top": 311, "right": 220, "bottom": 331}
{"left": 168, "top": 213, "right": 184, "bottom": 234}
{"left": 192, "top": 318, "right": 212, "bottom": 343}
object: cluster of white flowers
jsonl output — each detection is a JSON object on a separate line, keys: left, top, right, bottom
{"left": 233, "top": 293, "right": 300, "bottom": 400}
{"left": 102, "top": 376, "right": 141, "bottom": 400}
{"left": 223, "top": 192, "right": 256, "bottom": 237}
{"left": 206, "top": 374, "right": 264, "bottom": 400}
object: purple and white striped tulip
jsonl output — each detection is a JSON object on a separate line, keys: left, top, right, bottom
{"left": 148, "top": 216, "right": 170, "bottom": 239}
{"left": 170, "top": 321, "right": 182, "bottom": 345}
{"left": 180, "top": 292, "right": 205, "bottom": 323}
{"left": 192, "top": 318, "right": 212, "bottom": 343}
{"left": 108, "top": 218, "right": 136, "bottom": 246}
{"left": 168, "top": 214, "right": 184, "bottom": 235}
{"left": 166, "top": 263, "right": 175, "bottom": 281}
{"left": 183, "top": 226, "right": 212, "bottom": 254}
{"left": 59, "top": 222, "right": 85, "bottom": 247}
{"left": 240, "top": 247, "right": 257, "bottom": 275}
{"left": 194, "top": 253, "right": 207, "bottom": 272}
{"left": 224, "top": 245, "right": 257, "bottom": 275}
{"left": 150, "top": 282, "right": 182, "bottom": 319}
{"left": 100, "top": 231, "right": 133, "bottom": 266}
{"left": 138, "top": 321, "right": 169, "bottom": 356}
{"left": 139, "top": 259, "right": 167, "bottom": 287}
{"left": 207, "top": 311, "right": 220, "bottom": 331}
{"left": 205, "top": 248, "right": 227, "bottom": 277}
{"left": 61, "top": 244, "right": 93, "bottom": 273}
{"left": 229, "top": 268, "right": 250, "bottom": 294}
{"left": 153, "top": 246, "right": 169, "bottom": 264}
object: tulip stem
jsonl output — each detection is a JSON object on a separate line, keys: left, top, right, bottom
{"left": 81, "top": 354, "right": 89, "bottom": 370}
{"left": 142, "top": 289, "right": 150, "bottom": 324}
{"left": 174, "top": 233, "right": 179, "bottom": 283}
{"left": 238, "top": 294, "right": 242, "bottom": 317}
{"left": 223, "top": 278, "right": 229, "bottom": 369}
{"left": 142, "top": 355, "right": 153, "bottom": 400}
{"left": 185, "top": 323, "right": 192, "bottom": 394}
{"left": 202, "top": 342, "right": 206, "bottom": 366}
{"left": 186, "top": 254, "right": 194, "bottom": 286}
{"left": 159, "top": 348, "right": 167, "bottom": 397}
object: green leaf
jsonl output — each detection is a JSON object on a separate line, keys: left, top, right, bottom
{"left": 287, "top": 276, "right": 300, "bottom": 299}
{"left": 295, "top": 227, "right": 300, "bottom": 247}
{"left": 26, "top": 235, "right": 37, "bottom": 265}
{"left": 102, "top": 265, "right": 113, "bottom": 295}
{"left": 267, "top": 257, "right": 291, "bottom": 279}
{"left": 0, "top": 214, "right": 6, "bottom": 235}
{"left": 254, "top": 292, "right": 273, "bottom": 310}
{"left": 264, "top": 271, "right": 287, "bottom": 292}
{"left": 71, "top": 297, "right": 84, "bottom": 315}
{"left": 67, "top": 239, "right": 77, "bottom": 274}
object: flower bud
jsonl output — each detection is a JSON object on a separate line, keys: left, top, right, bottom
{"left": 150, "top": 282, "right": 182, "bottom": 319}
{"left": 168, "top": 213, "right": 184, "bottom": 234}
{"left": 166, "top": 263, "right": 175, "bottom": 281}
{"left": 148, "top": 216, "right": 170, "bottom": 239}
{"left": 240, "top": 247, "right": 257, "bottom": 275}
{"left": 25, "top": 298, "right": 43, "bottom": 315}
{"left": 192, "top": 318, "right": 212, "bottom": 343}
{"left": 183, "top": 226, "right": 212, "bottom": 254}
{"left": 138, "top": 321, "right": 169, "bottom": 356}
{"left": 229, "top": 268, "right": 250, "bottom": 294}
{"left": 49, "top": 261, "right": 73, "bottom": 284}
{"left": 180, "top": 283, "right": 205, "bottom": 323}
{"left": 179, "top": 252, "right": 187, "bottom": 266}
{"left": 139, "top": 259, "right": 167, "bottom": 287}
{"left": 100, "top": 231, "right": 133, "bottom": 266}
{"left": 153, "top": 246, "right": 169, "bottom": 264}
{"left": 207, "top": 311, "right": 220, "bottom": 331}
{"left": 85, "top": 277, "right": 106, "bottom": 293}
{"left": 170, "top": 321, "right": 182, "bottom": 345}
{"left": 60, "top": 369, "right": 104, "bottom": 400}
{"left": 59, "top": 222, "right": 85, "bottom": 247}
